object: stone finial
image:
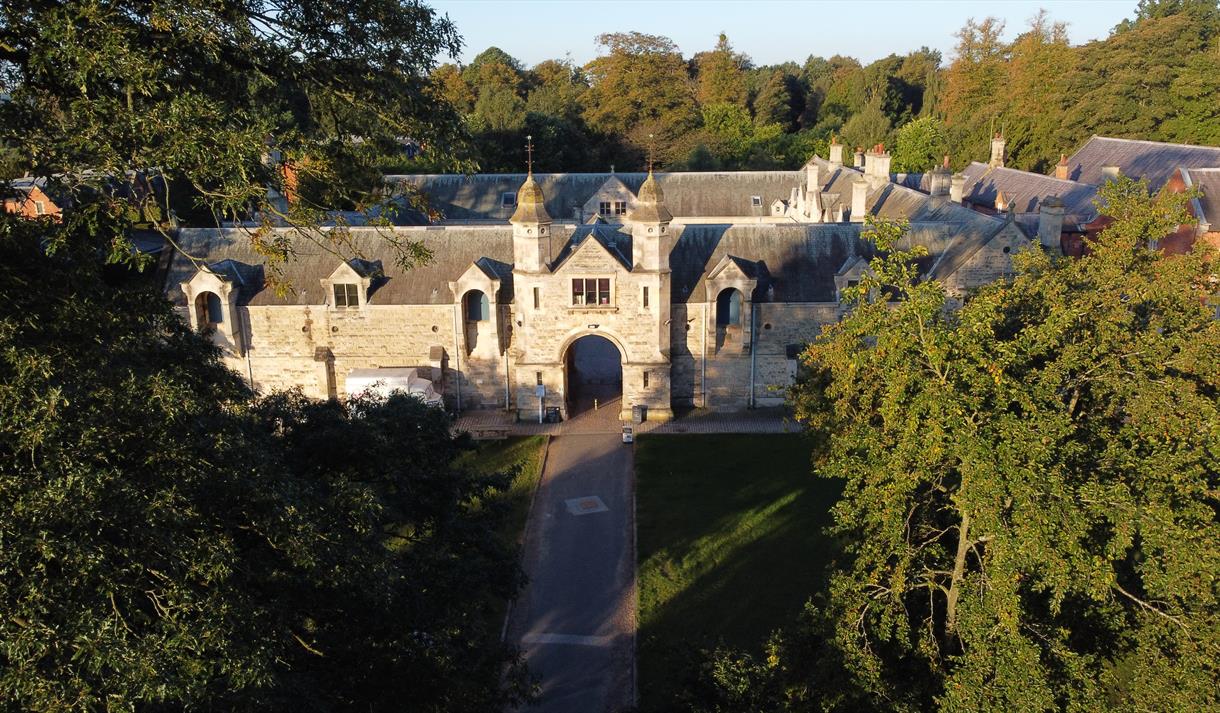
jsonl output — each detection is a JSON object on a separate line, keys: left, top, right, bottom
{"left": 989, "top": 132, "right": 1006, "bottom": 168}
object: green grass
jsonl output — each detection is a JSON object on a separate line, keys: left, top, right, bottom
{"left": 456, "top": 435, "right": 548, "bottom": 547}
{"left": 635, "top": 433, "right": 842, "bottom": 707}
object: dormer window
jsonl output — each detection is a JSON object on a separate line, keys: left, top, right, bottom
{"left": 501, "top": 191, "right": 516, "bottom": 207}
{"left": 751, "top": 196, "right": 762, "bottom": 207}
{"left": 333, "top": 283, "right": 359, "bottom": 308}
{"left": 598, "top": 201, "right": 627, "bottom": 217}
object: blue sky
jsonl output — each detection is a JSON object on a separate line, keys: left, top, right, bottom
{"left": 428, "top": 0, "right": 1139, "bottom": 68}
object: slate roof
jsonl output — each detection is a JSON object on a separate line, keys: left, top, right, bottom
{"left": 168, "top": 226, "right": 518, "bottom": 306}
{"left": 1064, "top": 136, "right": 1220, "bottom": 189}
{"left": 1183, "top": 168, "right": 1220, "bottom": 231}
{"left": 958, "top": 162, "right": 1099, "bottom": 222}
{"left": 392, "top": 171, "right": 805, "bottom": 220}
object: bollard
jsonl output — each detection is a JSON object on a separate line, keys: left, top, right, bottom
{"left": 594, "top": 398, "right": 599, "bottom": 410}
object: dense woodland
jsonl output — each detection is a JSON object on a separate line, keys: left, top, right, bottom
{"left": 424, "top": 0, "right": 1220, "bottom": 176}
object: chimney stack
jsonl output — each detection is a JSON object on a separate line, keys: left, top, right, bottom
{"left": 1101, "top": 165, "right": 1121, "bottom": 183}
{"left": 850, "top": 176, "right": 868, "bottom": 222}
{"left": 950, "top": 173, "right": 967, "bottom": 203}
{"left": 928, "top": 156, "right": 951, "bottom": 198}
{"left": 828, "top": 136, "right": 844, "bottom": 168}
{"left": 806, "top": 161, "right": 821, "bottom": 197}
{"left": 1037, "top": 195, "right": 1065, "bottom": 252}
{"left": 994, "top": 189, "right": 1009, "bottom": 212}
{"left": 989, "top": 132, "right": 1006, "bottom": 168}
{"left": 863, "top": 144, "right": 892, "bottom": 190}
{"left": 853, "top": 147, "right": 865, "bottom": 169}
{"left": 1054, "top": 153, "right": 1069, "bottom": 180}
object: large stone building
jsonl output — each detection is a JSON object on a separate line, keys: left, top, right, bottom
{"left": 166, "top": 144, "right": 1041, "bottom": 421}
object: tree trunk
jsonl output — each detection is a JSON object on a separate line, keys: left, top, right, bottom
{"left": 946, "top": 509, "right": 971, "bottom": 635}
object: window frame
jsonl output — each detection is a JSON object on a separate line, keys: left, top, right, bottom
{"left": 333, "top": 282, "right": 360, "bottom": 309}
{"left": 613, "top": 200, "right": 627, "bottom": 216}
{"left": 570, "top": 277, "right": 613, "bottom": 308}
{"left": 750, "top": 195, "right": 762, "bottom": 207}
{"left": 501, "top": 191, "right": 517, "bottom": 207}
{"left": 598, "top": 201, "right": 612, "bottom": 217}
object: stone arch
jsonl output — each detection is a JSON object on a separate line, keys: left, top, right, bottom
{"left": 195, "top": 290, "right": 224, "bottom": 330}
{"left": 715, "top": 287, "right": 743, "bottom": 326}
{"left": 557, "top": 328, "right": 631, "bottom": 366}
{"left": 562, "top": 332, "right": 625, "bottom": 419}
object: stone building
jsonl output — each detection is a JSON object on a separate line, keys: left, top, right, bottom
{"left": 168, "top": 147, "right": 1028, "bottom": 421}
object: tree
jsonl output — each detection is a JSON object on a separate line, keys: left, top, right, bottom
{"left": 695, "top": 33, "right": 749, "bottom": 107}
{"left": 788, "top": 181, "right": 1220, "bottom": 710}
{"left": 0, "top": 217, "right": 531, "bottom": 709}
{"left": 753, "top": 70, "right": 800, "bottom": 130}
{"left": 0, "top": 0, "right": 470, "bottom": 274}
{"left": 433, "top": 63, "right": 477, "bottom": 114}
{"left": 583, "top": 32, "right": 699, "bottom": 157}
{"left": 839, "top": 96, "right": 893, "bottom": 152}
{"left": 892, "top": 116, "right": 948, "bottom": 172}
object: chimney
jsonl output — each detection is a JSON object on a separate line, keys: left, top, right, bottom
{"left": 950, "top": 173, "right": 967, "bottom": 203}
{"left": 928, "top": 159, "right": 951, "bottom": 198}
{"left": 994, "top": 189, "right": 1009, "bottom": 212}
{"left": 853, "top": 147, "right": 864, "bottom": 169}
{"left": 863, "top": 144, "right": 891, "bottom": 190}
{"left": 989, "top": 132, "right": 1005, "bottom": 168}
{"left": 1100, "top": 165, "right": 1121, "bottom": 183}
{"left": 1054, "top": 153, "right": 1069, "bottom": 180}
{"left": 1037, "top": 195, "right": 1065, "bottom": 252}
{"left": 850, "top": 176, "right": 868, "bottom": 222}
{"left": 806, "top": 161, "right": 821, "bottom": 198}
{"left": 828, "top": 137, "right": 844, "bottom": 168}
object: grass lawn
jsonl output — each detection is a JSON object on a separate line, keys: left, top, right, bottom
{"left": 635, "top": 433, "right": 842, "bottom": 707}
{"left": 456, "top": 435, "right": 548, "bottom": 548}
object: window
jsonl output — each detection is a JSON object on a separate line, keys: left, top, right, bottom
{"left": 532, "top": 286, "right": 540, "bottom": 310}
{"left": 643, "top": 371, "right": 650, "bottom": 388}
{"left": 501, "top": 191, "right": 516, "bottom": 207}
{"left": 847, "top": 279, "right": 859, "bottom": 289}
{"left": 196, "top": 291, "right": 224, "bottom": 328}
{"left": 716, "top": 288, "right": 742, "bottom": 326}
{"left": 642, "top": 286, "right": 650, "bottom": 309}
{"left": 333, "top": 283, "right": 359, "bottom": 308}
{"left": 571, "top": 278, "right": 611, "bottom": 307}
{"left": 34, "top": 200, "right": 46, "bottom": 215}
{"left": 598, "top": 201, "right": 612, "bottom": 217}
{"left": 750, "top": 195, "right": 762, "bottom": 207}
{"left": 464, "top": 290, "right": 489, "bottom": 321}
{"left": 613, "top": 200, "right": 627, "bottom": 216}
{"left": 536, "top": 371, "right": 543, "bottom": 386}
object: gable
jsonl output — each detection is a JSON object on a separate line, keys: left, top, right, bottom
{"left": 553, "top": 233, "right": 632, "bottom": 274}
{"left": 580, "top": 177, "right": 636, "bottom": 221}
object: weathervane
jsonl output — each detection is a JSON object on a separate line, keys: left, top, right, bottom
{"left": 525, "top": 134, "right": 534, "bottom": 174}
{"left": 647, "top": 133, "right": 655, "bottom": 173}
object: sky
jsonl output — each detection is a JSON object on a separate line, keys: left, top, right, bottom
{"left": 428, "top": 0, "right": 1140, "bottom": 68}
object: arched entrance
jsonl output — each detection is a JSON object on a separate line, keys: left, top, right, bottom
{"left": 564, "top": 334, "right": 622, "bottom": 418}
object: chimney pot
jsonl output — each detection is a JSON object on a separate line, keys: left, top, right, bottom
{"left": 950, "top": 173, "right": 967, "bottom": 204}
{"left": 850, "top": 177, "right": 868, "bottom": 222}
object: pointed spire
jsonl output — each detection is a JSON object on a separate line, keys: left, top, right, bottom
{"left": 510, "top": 135, "right": 551, "bottom": 224}
{"left": 629, "top": 149, "right": 672, "bottom": 225}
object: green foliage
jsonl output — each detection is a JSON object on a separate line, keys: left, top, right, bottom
{"left": 695, "top": 33, "right": 749, "bottom": 107}
{"left": 892, "top": 117, "right": 948, "bottom": 172}
{"left": 839, "top": 97, "right": 893, "bottom": 152}
{"left": 0, "top": 216, "right": 531, "bottom": 709}
{"left": 779, "top": 182, "right": 1220, "bottom": 710}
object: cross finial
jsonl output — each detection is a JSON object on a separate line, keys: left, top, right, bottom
{"left": 526, "top": 134, "right": 534, "bottom": 175}
{"left": 647, "top": 133, "right": 655, "bottom": 174}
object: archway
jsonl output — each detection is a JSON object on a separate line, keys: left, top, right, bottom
{"left": 564, "top": 334, "right": 622, "bottom": 418}
{"left": 194, "top": 291, "right": 223, "bottom": 331}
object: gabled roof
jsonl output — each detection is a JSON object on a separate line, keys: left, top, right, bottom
{"left": 394, "top": 171, "right": 803, "bottom": 220}
{"left": 550, "top": 224, "right": 633, "bottom": 271}
{"left": 958, "top": 162, "right": 1099, "bottom": 222}
{"left": 1064, "top": 136, "right": 1220, "bottom": 189}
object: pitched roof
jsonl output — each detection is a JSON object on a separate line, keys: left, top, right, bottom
{"left": 1064, "top": 136, "right": 1220, "bottom": 189}
{"left": 1183, "top": 168, "right": 1220, "bottom": 231}
{"left": 550, "top": 224, "right": 633, "bottom": 271}
{"left": 958, "top": 162, "right": 1099, "bottom": 222}
{"left": 393, "top": 171, "right": 805, "bottom": 220}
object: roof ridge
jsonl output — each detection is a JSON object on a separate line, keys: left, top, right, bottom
{"left": 1085, "top": 135, "right": 1220, "bottom": 152}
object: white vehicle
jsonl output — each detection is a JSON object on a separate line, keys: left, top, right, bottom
{"left": 344, "top": 368, "right": 443, "bottom": 407}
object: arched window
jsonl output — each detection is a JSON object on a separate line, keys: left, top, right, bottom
{"left": 464, "top": 290, "right": 489, "bottom": 322}
{"left": 716, "top": 288, "right": 742, "bottom": 326}
{"left": 195, "top": 291, "right": 224, "bottom": 329}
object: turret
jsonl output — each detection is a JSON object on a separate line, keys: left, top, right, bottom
{"left": 628, "top": 168, "right": 672, "bottom": 271}
{"left": 510, "top": 171, "right": 553, "bottom": 273}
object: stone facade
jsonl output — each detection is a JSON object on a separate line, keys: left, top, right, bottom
{"left": 169, "top": 151, "right": 1030, "bottom": 422}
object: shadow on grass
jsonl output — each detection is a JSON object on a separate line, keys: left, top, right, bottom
{"left": 635, "top": 433, "right": 844, "bottom": 709}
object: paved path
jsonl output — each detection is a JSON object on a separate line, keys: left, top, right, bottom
{"left": 508, "top": 430, "right": 636, "bottom": 712}
{"left": 456, "top": 404, "right": 797, "bottom": 438}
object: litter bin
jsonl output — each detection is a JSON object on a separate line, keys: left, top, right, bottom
{"left": 545, "top": 406, "right": 562, "bottom": 423}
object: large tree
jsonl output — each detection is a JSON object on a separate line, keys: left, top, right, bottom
{"left": 0, "top": 216, "right": 531, "bottom": 709}
{"left": 787, "top": 180, "right": 1220, "bottom": 710}
{"left": 0, "top": 0, "right": 469, "bottom": 265}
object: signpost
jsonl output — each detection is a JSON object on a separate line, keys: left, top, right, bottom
{"left": 535, "top": 384, "right": 545, "bottom": 424}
